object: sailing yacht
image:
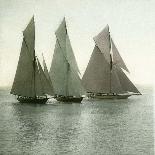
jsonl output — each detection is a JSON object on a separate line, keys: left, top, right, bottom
{"left": 82, "top": 25, "right": 141, "bottom": 99}
{"left": 10, "top": 17, "right": 54, "bottom": 103}
{"left": 49, "top": 18, "right": 85, "bottom": 102}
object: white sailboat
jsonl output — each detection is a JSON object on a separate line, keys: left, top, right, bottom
{"left": 49, "top": 18, "right": 85, "bottom": 102}
{"left": 82, "top": 25, "right": 141, "bottom": 99}
{"left": 10, "top": 17, "right": 54, "bottom": 103}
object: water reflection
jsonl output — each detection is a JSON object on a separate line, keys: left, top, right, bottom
{"left": 0, "top": 88, "right": 153, "bottom": 154}
{"left": 12, "top": 103, "right": 46, "bottom": 153}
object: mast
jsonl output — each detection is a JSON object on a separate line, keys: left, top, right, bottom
{"left": 66, "top": 62, "right": 69, "bottom": 96}
{"left": 33, "top": 16, "right": 36, "bottom": 98}
{"left": 109, "top": 31, "right": 112, "bottom": 93}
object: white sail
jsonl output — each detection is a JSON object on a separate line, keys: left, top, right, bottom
{"left": 82, "top": 46, "right": 111, "bottom": 93}
{"left": 10, "top": 38, "right": 35, "bottom": 97}
{"left": 116, "top": 67, "right": 140, "bottom": 94}
{"left": 37, "top": 58, "right": 54, "bottom": 96}
{"left": 11, "top": 17, "right": 36, "bottom": 97}
{"left": 111, "top": 66, "right": 126, "bottom": 93}
{"left": 49, "top": 40, "right": 68, "bottom": 95}
{"left": 82, "top": 24, "right": 140, "bottom": 95}
{"left": 23, "top": 16, "right": 35, "bottom": 59}
{"left": 93, "top": 24, "right": 111, "bottom": 63}
{"left": 111, "top": 39, "right": 129, "bottom": 72}
{"left": 49, "top": 18, "right": 84, "bottom": 97}
{"left": 55, "top": 18, "right": 67, "bottom": 52}
{"left": 11, "top": 16, "right": 54, "bottom": 97}
{"left": 67, "top": 67, "right": 85, "bottom": 97}
{"left": 65, "top": 34, "right": 80, "bottom": 73}
{"left": 42, "top": 54, "right": 54, "bottom": 95}
{"left": 34, "top": 59, "right": 44, "bottom": 96}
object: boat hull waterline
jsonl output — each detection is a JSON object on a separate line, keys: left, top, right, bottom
{"left": 55, "top": 96, "right": 83, "bottom": 103}
{"left": 17, "top": 97, "right": 48, "bottom": 104}
{"left": 88, "top": 94, "right": 132, "bottom": 99}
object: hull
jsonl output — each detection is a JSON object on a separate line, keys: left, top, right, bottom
{"left": 17, "top": 97, "right": 48, "bottom": 104}
{"left": 56, "top": 96, "right": 83, "bottom": 103}
{"left": 88, "top": 94, "right": 131, "bottom": 99}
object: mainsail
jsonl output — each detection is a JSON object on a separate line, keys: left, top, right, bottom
{"left": 82, "top": 46, "right": 111, "bottom": 93}
{"left": 82, "top": 25, "right": 140, "bottom": 95}
{"left": 49, "top": 18, "right": 85, "bottom": 97}
{"left": 11, "top": 17, "right": 54, "bottom": 97}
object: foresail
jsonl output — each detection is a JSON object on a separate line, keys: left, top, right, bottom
{"left": 111, "top": 39, "right": 129, "bottom": 72}
{"left": 65, "top": 34, "right": 80, "bottom": 73}
{"left": 93, "top": 25, "right": 111, "bottom": 63}
{"left": 37, "top": 58, "right": 54, "bottom": 96}
{"left": 82, "top": 46, "right": 111, "bottom": 93}
{"left": 10, "top": 39, "right": 35, "bottom": 97}
{"left": 67, "top": 67, "right": 85, "bottom": 97}
{"left": 35, "top": 59, "right": 44, "bottom": 96}
{"left": 42, "top": 54, "right": 53, "bottom": 84}
{"left": 111, "top": 66, "right": 125, "bottom": 93}
{"left": 116, "top": 67, "right": 140, "bottom": 94}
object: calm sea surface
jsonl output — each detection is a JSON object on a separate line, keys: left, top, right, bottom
{"left": 0, "top": 86, "right": 154, "bottom": 155}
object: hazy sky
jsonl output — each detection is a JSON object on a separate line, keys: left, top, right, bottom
{"left": 0, "top": 0, "right": 155, "bottom": 87}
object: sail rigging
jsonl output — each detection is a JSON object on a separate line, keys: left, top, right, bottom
{"left": 82, "top": 25, "right": 140, "bottom": 95}
{"left": 11, "top": 17, "right": 54, "bottom": 98}
{"left": 49, "top": 18, "right": 85, "bottom": 97}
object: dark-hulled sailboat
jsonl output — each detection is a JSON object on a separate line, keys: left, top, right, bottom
{"left": 82, "top": 25, "right": 141, "bottom": 99}
{"left": 10, "top": 17, "right": 54, "bottom": 103}
{"left": 49, "top": 18, "right": 85, "bottom": 103}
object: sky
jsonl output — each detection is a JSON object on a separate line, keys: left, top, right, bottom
{"left": 0, "top": 0, "right": 155, "bottom": 87}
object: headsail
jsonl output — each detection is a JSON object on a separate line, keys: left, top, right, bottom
{"left": 42, "top": 54, "right": 54, "bottom": 95}
{"left": 111, "top": 39, "right": 129, "bottom": 72}
{"left": 115, "top": 67, "right": 140, "bottom": 94}
{"left": 111, "top": 66, "right": 125, "bottom": 93}
{"left": 49, "top": 18, "right": 84, "bottom": 97}
{"left": 36, "top": 58, "right": 54, "bottom": 96}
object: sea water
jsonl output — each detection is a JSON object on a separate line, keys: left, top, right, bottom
{"left": 0, "top": 86, "right": 154, "bottom": 155}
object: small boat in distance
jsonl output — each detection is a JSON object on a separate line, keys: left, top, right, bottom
{"left": 49, "top": 18, "right": 85, "bottom": 103}
{"left": 82, "top": 25, "right": 141, "bottom": 99}
{"left": 10, "top": 17, "right": 54, "bottom": 104}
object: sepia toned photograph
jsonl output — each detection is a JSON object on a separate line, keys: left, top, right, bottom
{"left": 0, "top": 0, "right": 154, "bottom": 154}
